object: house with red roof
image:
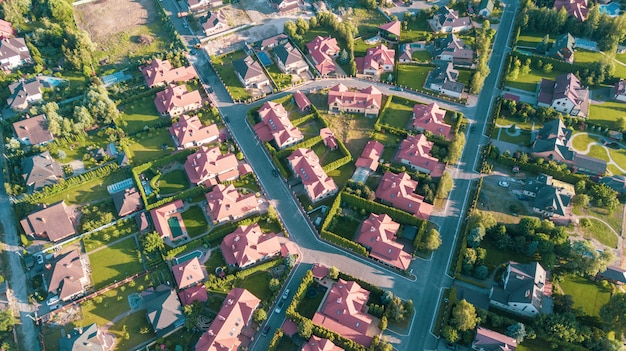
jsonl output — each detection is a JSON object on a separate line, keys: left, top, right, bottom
{"left": 412, "top": 103, "right": 451, "bottom": 138}
{"left": 195, "top": 288, "right": 261, "bottom": 351}
{"left": 205, "top": 184, "right": 260, "bottom": 223}
{"left": 293, "top": 90, "right": 312, "bottom": 112}
{"left": 356, "top": 213, "right": 412, "bottom": 270}
{"left": 45, "top": 250, "right": 89, "bottom": 302}
{"left": 13, "top": 114, "right": 54, "bottom": 146}
{"left": 220, "top": 223, "right": 282, "bottom": 268}
{"left": 179, "top": 285, "right": 208, "bottom": 306}
{"left": 306, "top": 36, "right": 340, "bottom": 75}
{"left": 320, "top": 128, "right": 338, "bottom": 150}
{"left": 375, "top": 171, "right": 433, "bottom": 220}
{"left": 302, "top": 336, "right": 345, "bottom": 351}
{"left": 554, "top": 0, "right": 588, "bottom": 21}
{"left": 184, "top": 146, "right": 240, "bottom": 185}
{"left": 312, "top": 279, "right": 374, "bottom": 346}
{"left": 21, "top": 201, "right": 75, "bottom": 242}
{"left": 150, "top": 200, "right": 189, "bottom": 241}
{"left": 140, "top": 58, "right": 197, "bottom": 88}
{"left": 472, "top": 327, "right": 517, "bottom": 351}
{"left": 356, "top": 44, "right": 395, "bottom": 76}
{"left": 112, "top": 187, "right": 143, "bottom": 217}
{"left": 255, "top": 101, "right": 304, "bottom": 149}
{"left": 355, "top": 140, "right": 384, "bottom": 173}
{"left": 172, "top": 257, "right": 208, "bottom": 290}
{"left": 287, "top": 148, "right": 338, "bottom": 203}
{"left": 378, "top": 20, "right": 401, "bottom": 42}
{"left": 154, "top": 84, "right": 203, "bottom": 117}
{"left": 311, "top": 263, "right": 330, "bottom": 280}
{"left": 0, "top": 19, "right": 15, "bottom": 39}
{"left": 170, "top": 114, "right": 220, "bottom": 149}
{"left": 327, "top": 84, "right": 383, "bottom": 117}
{"left": 537, "top": 73, "right": 589, "bottom": 118}
{"left": 395, "top": 135, "right": 444, "bottom": 177}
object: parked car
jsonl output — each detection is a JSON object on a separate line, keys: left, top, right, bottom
{"left": 498, "top": 181, "right": 510, "bottom": 188}
{"left": 274, "top": 299, "right": 285, "bottom": 314}
{"left": 392, "top": 86, "right": 403, "bottom": 91}
{"left": 272, "top": 169, "right": 279, "bottom": 177}
{"left": 281, "top": 288, "right": 290, "bottom": 300}
{"left": 36, "top": 254, "right": 44, "bottom": 264}
{"left": 261, "top": 325, "right": 270, "bottom": 336}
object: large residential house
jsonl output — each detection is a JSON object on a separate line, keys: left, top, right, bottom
{"left": 537, "top": 73, "right": 589, "bottom": 117}
{"left": 614, "top": 79, "right": 626, "bottom": 102}
{"left": 140, "top": 58, "right": 197, "bottom": 88}
{"left": 234, "top": 55, "right": 270, "bottom": 89}
{"left": 522, "top": 174, "right": 574, "bottom": 218}
{"left": 0, "top": 37, "right": 32, "bottom": 71}
{"left": 547, "top": 33, "right": 575, "bottom": 64}
{"left": 554, "top": 0, "right": 588, "bottom": 21}
{"left": 426, "top": 62, "right": 464, "bottom": 98}
{"left": 597, "top": 266, "right": 626, "bottom": 285}
{"left": 7, "top": 78, "right": 44, "bottom": 111}
{"left": 179, "top": 285, "right": 209, "bottom": 306}
{"left": 394, "top": 135, "right": 445, "bottom": 177}
{"left": 327, "top": 84, "right": 382, "bottom": 116}
{"left": 46, "top": 250, "right": 89, "bottom": 302}
{"left": 433, "top": 34, "right": 474, "bottom": 67}
{"left": 202, "top": 10, "right": 228, "bottom": 35}
{"left": 170, "top": 114, "right": 220, "bottom": 149}
{"left": 13, "top": 114, "right": 54, "bottom": 146}
{"left": 312, "top": 279, "right": 374, "bottom": 347}
{"left": 430, "top": 7, "right": 471, "bottom": 33}
{"left": 378, "top": 20, "right": 401, "bottom": 42}
{"left": 412, "top": 102, "right": 452, "bottom": 138}
{"left": 472, "top": 327, "right": 517, "bottom": 351}
{"left": 356, "top": 44, "right": 395, "bottom": 76}
{"left": 22, "top": 151, "right": 63, "bottom": 192}
{"left": 270, "top": 0, "right": 300, "bottom": 12}
{"left": 375, "top": 171, "right": 433, "bottom": 220}
{"left": 274, "top": 43, "right": 309, "bottom": 74}
{"left": 220, "top": 223, "right": 282, "bottom": 268}
{"left": 600, "top": 175, "right": 626, "bottom": 194}
{"left": 184, "top": 146, "right": 239, "bottom": 185}
{"left": 205, "top": 184, "right": 260, "bottom": 223}
{"left": 58, "top": 323, "right": 113, "bottom": 351}
{"left": 172, "top": 257, "right": 208, "bottom": 290}
{"left": 255, "top": 101, "right": 304, "bottom": 149}
{"left": 302, "top": 336, "right": 345, "bottom": 351}
{"left": 356, "top": 213, "right": 412, "bottom": 270}
{"left": 490, "top": 261, "right": 552, "bottom": 317}
{"left": 111, "top": 187, "right": 143, "bottom": 217}
{"left": 143, "top": 285, "right": 186, "bottom": 336}
{"left": 294, "top": 90, "right": 312, "bottom": 112}
{"left": 306, "top": 36, "right": 340, "bottom": 75}
{"left": 21, "top": 201, "right": 75, "bottom": 242}
{"left": 154, "top": 84, "right": 203, "bottom": 117}
{"left": 195, "top": 288, "right": 261, "bottom": 351}
{"left": 256, "top": 34, "right": 289, "bottom": 51}
{"left": 477, "top": 0, "right": 495, "bottom": 17}
{"left": 355, "top": 140, "right": 384, "bottom": 173}
{"left": 150, "top": 200, "right": 189, "bottom": 241}
{"left": 287, "top": 148, "right": 338, "bottom": 203}
{"left": 0, "top": 19, "right": 15, "bottom": 39}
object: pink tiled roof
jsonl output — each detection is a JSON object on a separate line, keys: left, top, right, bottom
{"left": 170, "top": 114, "right": 219, "bottom": 148}
{"left": 554, "top": 0, "right": 588, "bottom": 21}
{"left": 311, "top": 263, "right": 329, "bottom": 279}
{"left": 320, "top": 128, "right": 338, "bottom": 149}
{"left": 282, "top": 319, "right": 299, "bottom": 337}
{"left": 184, "top": 146, "right": 239, "bottom": 185}
{"left": 20, "top": 201, "right": 75, "bottom": 242}
{"left": 302, "top": 335, "right": 345, "bottom": 351}
{"left": 172, "top": 257, "right": 208, "bottom": 290}
{"left": 205, "top": 184, "right": 259, "bottom": 222}
{"left": 355, "top": 140, "right": 384, "bottom": 172}
{"left": 312, "top": 279, "right": 373, "bottom": 347}
{"left": 178, "top": 285, "right": 208, "bottom": 306}
{"left": 287, "top": 148, "right": 338, "bottom": 202}
{"left": 378, "top": 20, "right": 401, "bottom": 37}
{"left": 112, "top": 187, "right": 143, "bottom": 217}
{"left": 412, "top": 103, "right": 451, "bottom": 138}
{"left": 220, "top": 223, "right": 282, "bottom": 268}
{"left": 294, "top": 90, "right": 312, "bottom": 112}
{"left": 13, "top": 114, "right": 54, "bottom": 145}
{"left": 47, "top": 250, "right": 86, "bottom": 301}
{"left": 257, "top": 101, "right": 303, "bottom": 149}
{"left": 141, "top": 58, "right": 197, "bottom": 87}
{"left": 473, "top": 327, "right": 517, "bottom": 351}
{"left": 0, "top": 19, "right": 14, "bottom": 39}
{"left": 360, "top": 44, "right": 395, "bottom": 73}
{"left": 395, "top": 135, "right": 444, "bottom": 177}
{"left": 375, "top": 172, "right": 433, "bottom": 220}
{"left": 356, "top": 213, "right": 411, "bottom": 270}
{"left": 307, "top": 36, "right": 339, "bottom": 75}
{"left": 154, "top": 84, "right": 202, "bottom": 115}
{"left": 195, "top": 288, "right": 260, "bottom": 351}
{"left": 150, "top": 200, "right": 186, "bottom": 239}
{"left": 328, "top": 84, "right": 382, "bottom": 112}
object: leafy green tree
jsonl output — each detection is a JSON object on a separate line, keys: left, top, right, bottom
{"left": 451, "top": 299, "right": 478, "bottom": 331}
{"left": 543, "top": 63, "right": 553, "bottom": 73}
{"left": 253, "top": 308, "right": 267, "bottom": 323}
{"left": 268, "top": 278, "right": 281, "bottom": 292}
{"left": 467, "top": 225, "right": 486, "bottom": 248}
{"left": 436, "top": 172, "right": 453, "bottom": 199}
{"left": 441, "top": 325, "right": 459, "bottom": 343}
{"left": 446, "top": 133, "right": 465, "bottom": 163}
{"left": 328, "top": 266, "right": 339, "bottom": 280}
{"left": 378, "top": 315, "right": 388, "bottom": 331}
{"left": 142, "top": 232, "right": 164, "bottom": 253}
{"left": 0, "top": 310, "right": 14, "bottom": 332}
{"left": 506, "top": 322, "right": 527, "bottom": 343}
{"left": 600, "top": 293, "right": 626, "bottom": 338}
{"left": 423, "top": 229, "right": 442, "bottom": 251}
{"left": 298, "top": 319, "right": 313, "bottom": 338}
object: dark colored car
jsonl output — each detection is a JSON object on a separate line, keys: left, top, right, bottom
{"left": 272, "top": 169, "right": 279, "bottom": 177}
{"left": 262, "top": 325, "right": 270, "bottom": 336}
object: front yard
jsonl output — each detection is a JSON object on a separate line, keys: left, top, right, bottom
{"left": 397, "top": 65, "right": 432, "bottom": 91}
{"left": 212, "top": 51, "right": 252, "bottom": 101}
{"left": 378, "top": 95, "right": 416, "bottom": 129}
{"left": 89, "top": 236, "right": 143, "bottom": 290}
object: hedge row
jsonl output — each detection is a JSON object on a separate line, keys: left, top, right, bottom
{"left": 322, "top": 155, "right": 352, "bottom": 173}
{"left": 496, "top": 153, "right": 585, "bottom": 184}
{"left": 320, "top": 229, "right": 368, "bottom": 256}
{"left": 337, "top": 271, "right": 385, "bottom": 297}
{"left": 145, "top": 185, "right": 206, "bottom": 211}
{"left": 274, "top": 136, "right": 323, "bottom": 158}
{"left": 267, "top": 329, "right": 284, "bottom": 351}
{"left": 291, "top": 113, "right": 317, "bottom": 127}
{"left": 454, "top": 177, "right": 483, "bottom": 276}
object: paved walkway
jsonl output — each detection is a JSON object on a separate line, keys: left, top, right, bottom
{"left": 569, "top": 132, "right": 626, "bottom": 174}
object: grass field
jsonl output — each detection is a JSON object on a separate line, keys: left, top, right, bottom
{"left": 481, "top": 236, "right": 532, "bottom": 271}
{"left": 108, "top": 310, "right": 154, "bottom": 350}
{"left": 397, "top": 65, "right": 432, "bottom": 90}
{"left": 118, "top": 95, "right": 163, "bottom": 134}
{"left": 576, "top": 217, "right": 618, "bottom": 248}
{"left": 570, "top": 132, "right": 599, "bottom": 151}
{"left": 573, "top": 203, "right": 624, "bottom": 238}
{"left": 326, "top": 163, "right": 356, "bottom": 190}
{"left": 589, "top": 100, "right": 626, "bottom": 129}
{"left": 312, "top": 142, "right": 345, "bottom": 166}
{"left": 505, "top": 67, "right": 559, "bottom": 92}
{"left": 266, "top": 64, "right": 292, "bottom": 90}
{"left": 42, "top": 170, "right": 129, "bottom": 206}
{"left": 128, "top": 128, "right": 174, "bottom": 165}
{"left": 559, "top": 274, "right": 611, "bottom": 316}
{"left": 181, "top": 205, "right": 209, "bottom": 238}
{"left": 238, "top": 271, "right": 272, "bottom": 302}
{"left": 412, "top": 50, "right": 432, "bottom": 62}
{"left": 348, "top": 8, "right": 390, "bottom": 38}
{"left": 158, "top": 169, "right": 190, "bottom": 195}
{"left": 496, "top": 128, "right": 531, "bottom": 146}
{"left": 83, "top": 219, "right": 137, "bottom": 252}
{"left": 516, "top": 33, "right": 543, "bottom": 48}
{"left": 89, "top": 237, "right": 143, "bottom": 290}
{"left": 378, "top": 95, "right": 415, "bottom": 129}
{"left": 296, "top": 282, "right": 325, "bottom": 319}
{"left": 327, "top": 214, "right": 360, "bottom": 240}
{"left": 354, "top": 39, "right": 379, "bottom": 56}
{"left": 212, "top": 51, "right": 252, "bottom": 101}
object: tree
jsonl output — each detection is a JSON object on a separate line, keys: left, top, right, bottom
{"left": 469, "top": 210, "right": 497, "bottom": 230}
{"left": 600, "top": 293, "right": 626, "bottom": 338}
{"left": 328, "top": 266, "right": 339, "bottom": 280}
{"left": 378, "top": 315, "right": 388, "bottom": 330}
{"left": 506, "top": 322, "right": 527, "bottom": 343}
{"left": 253, "top": 308, "right": 267, "bottom": 323}
{"left": 451, "top": 299, "right": 478, "bottom": 332}
{"left": 446, "top": 133, "right": 465, "bottom": 163}
{"left": 467, "top": 225, "right": 486, "bottom": 248}
{"left": 268, "top": 278, "right": 281, "bottom": 292}
{"left": 616, "top": 116, "right": 626, "bottom": 131}
{"left": 543, "top": 63, "right": 553, "bottom": 73}
{"left": 142, "top": 232, "right": 164, "bottom": 253}
{"left": 423, "top": 228, "right": 442, "bottom": 251}
{"left": 381, "top": 290, "right": 394, "bottom": 305}
{"left": 298, "top": 319, "right": 313, "bottom": 338}
{"left": 436, "top": 172, "right": 453, "bottom": 199}
{"left": 284, "top": 20, "right": 297, "bottom": 37}
{"left": 441, "top": 325, "right": 459, "bottom": 343}
{"left": 386, "top": 296, "right": 407, "bottom": 321}
{"left": 0, "top": 310, "right": 14, "bottom": 332}
{"left": 339, "top": 49, "right": 350, "bottom": 64}
{"left": 568, "top": 240, "right": 615, "bottom": 276}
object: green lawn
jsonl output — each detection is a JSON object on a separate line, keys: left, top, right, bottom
{"left": 158, "top": 169, "right": 190, "bottom": 195}
{"left": 401, "top": 15, "right": 431, "bottom": 42}
{"left": 296, "top": 282, "right": 325, "bottom": 319}
{"left": 570, "top": 132, "right": 600, "bottom": 151}
{"left": 89, "top": 237, "right": 143, "bottom": 290}
{"left": 238, "top": 271, "right": 272, "bottom": 302}
{"left": 379, "top": 95, "right": 415, "bottom": 129}
{"left": 481, "top": 236, "right": 532, "bottom": 270}
{"left": 497, "top": 128, "right": 531, "bottom": 146}
{"left": 128, "top": 128, "right": 175, "bottom": 165}
{"left": 397, "top": 65, "right": 432, "bottom": 90}
{"left": 42, "top": 170, "right": 129, "bottom": 206}
{"left": 457, "top": 69, "right": 472, "bottom": 87}
{"left": 412, "top": 50, "right": 432, "bottom": 62}
{"left": 327, "top": 214, "right": 360, "bottom": 240}
{"left": 212, "top": 51, "right": 252, "bottom": 101}
{"left": 505, "top": 68, "right": 559, "bottom": 92}
{"left": 204, "top": 249, "right": 227, "bottom": 274}
{"left": 347, "top": 8, "right": 390, "bottom": 39}
{"left": 574, "top": 49, "right": 603, "bottom": 65}
{"left": 118, "top": 95, "right": 163, "bottom": 134}
{"left": 83, "top": 219, "right": 137, "bottom": 252}
{"left": 108, "top": 310, "right": 155, "bottom": 350}
{"left": 589, "top": 100, "right": 626, "bottom": 129}
{"left": 181, "top": 205, "right": 209, "bottom": 238}
{"left": 559, "top": 274, "right": 612, "bottom": 316}
{"left": 266, "top": 64, "right": 292, "bottom": 90}
{"left": 354, "top": 39, "right": 379, "bottom": 56}
{"left": 573, "top": 203, "right": 624, "bottom": 236}
{"left": 516, "top": 33, "right": 543, "bottom": 48}
{"left": 275, "top": 335, "right": 300, "bottom": 351}
{"left": 326, "top": 163, "right": 356, "bottom": 190}
{"left": 577, "top": 217, "right": 618, "bottom": 248}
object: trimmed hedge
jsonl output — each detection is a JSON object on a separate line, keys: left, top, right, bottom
{"left": 497, "top": 154, "right": 585, "bottom": 184}
{"left": 291, "top": 113, "right": 317, "bottom": 127}
{"left": 322, "top": 155, "right": 352, "bottom": 173}
{"left": 145, "top": 186, "right": 206, "bottom": 210}
{"left": 274, "top": 136, "right": 323, "bottom": 159}
{"left": 320, "top": 229, "right": 368, "bottom": 256}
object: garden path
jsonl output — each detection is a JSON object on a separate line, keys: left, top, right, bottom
{"left": 569, "top": 133, "right": 626, "bottom": 174}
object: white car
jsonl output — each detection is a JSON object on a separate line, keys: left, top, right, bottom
{"left": 498, "top": 181, "right": 510, "bottom": 188}
{"left": 281, "top": 288, "right": 290, "bottom": 300}
{"left": 36, "top": 254, "right": 44, "bottom": 264}
{"left": 274, "top": 299, "right": 285, "bottom": 314}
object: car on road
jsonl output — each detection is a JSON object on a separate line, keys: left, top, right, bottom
{"left": 281, "top": 288, "right": 290, "bottom": 300}
{"left": 36, "top": 254, "right": 44, "bottom": 264}
{"left": 261, "top": 325, "right": 270, "bottom": 336}
{"left": 223, "top": 115, "right": 230, "bottom": 123}
{"left": 498, "top": 181, "right": 510, "bottom": 188}
{"left": 274, "top": 299, "right": 285, "bottom": 314}
{"left": 391, "top": 86, "right": 403, "bottom": 91}
{"left": 271, "top": 169, "right": 279, "bottom": 177}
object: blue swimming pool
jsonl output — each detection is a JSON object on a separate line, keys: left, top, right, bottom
{"left": 599, "top": 3, "right": 620, "bottom": 16}
{"left": 175, "top": 250, "right": 203, "bottom": 265}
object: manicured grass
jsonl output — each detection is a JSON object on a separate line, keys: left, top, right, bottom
{"left": 312, "top": 142, "right": 345, "bottom": 166}
{"left": 573, "top": 203, "right": 624, "bottom": 236}
{"left": 497, "top": 128, "right": 531, "bottom": 146}
{"left": 128, "top": 128, "right": 175, "bottom": 165}
{"left": 412, "top": 50, "right": 432, "bottom": 62}
{"left": 578, "top": 217, "right": 618, "bottom": 248}
{"left": 457, "top": 69, "right": 472, "bottom": 86}
{"left": 397, "top": 65, "right": 432, "bottom": 90}
{"left": 495, "top": 115, "right": 535, "bottom": 131}
{"left": 275, "top": 335, "right": 300, "bottom": 351}
{"left": 588, "top": 100, "right": 626, "bottom": 129}
{"left": 232, "top": 174, "right": 261, "bottom": 193}
{"left": 505, "top": 68, "right": 559, "bottom": 92}
{"left": 588, "top": 144, "right": 610, "bottom": 162}
{"left": 181, "top": 205, "right": 209, "bottom": 238}
{"left": 574, "top": 49, "right": 604, "bottom": 65}
{"left": 327, "top": 215, "right": 360, "bottom": 240}
{"left": 481, "top": 236, "right": 532, "bottom": 270}
{"left": 118, "top": 95, "right": 163, "bottom": 134}
{"left": 108, "top": 310, "right": 155, "bottom": 350}
{"left": 570, "top": 132, "right": 600, "bottom": 152}
{"left": 212, "top": 51, "right": 252, "bottom": 101}
{"left": 298, "top": 118, "right": 325, "bottom": 137}
{"left": 42, "top": 169, "right": 130, "bottom": 206}
{"left": 83, "top": 219, "right": 137, "bottom": 252}
{"left": 402, "top": 15, "right": 431, "bottom": 42}
{"left": 89, "top": 237, "right": 143, "bottom": 290}
{"left": 327, "top": 163, "right": 356, "bottom": 190}
{"left": 379, "top": 95, "right": 415, "bottom": 129}
{"left": 296, "top": 282, "right": 325, "bottom": 319}
{"left": 266, "top": 64, "right": 292, "bottom": 90}
{"left": 79, "top": 278, "right": 151, "bottom": 328}
{"left": 559, "top": 274, "right": 612, "bottom": 316}
{"left": 158, "top": 169, "right": 190, "bottom": 195}
{"left": 238, "top": 271, "right": 272, "bottom": 302}
{"left": 516, "top": 33, "right": 543, "bottom": 48}
{"left": 353, "top": 39, "right": 379, "bottom": 56}
{"left": 204, "top": 249, "right": 227, "bottom": 273}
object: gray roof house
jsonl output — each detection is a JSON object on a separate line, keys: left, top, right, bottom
{"left": 7, "top": 78, "right": 44, "bottom": 111}
{"left": 433, "top": 34, "right": 474, "bottom": 67}
{"left": 472, "top": 327, "right": 517, "bottom": 351}
{"left": 490, "top": 261, "right": 552, "bottom": 317}
{"left": 477, "top": 0, "right": 495, "bottom": 17}
{"left": 21, "top": 151, "right": 63, "bottom": 192}
{"left": 426, "top": 62, "right": 464, "bottom": 98}
{"left": 0, "top": 37, "right": 32, "bottom": 71}
{"left": 537, "top": 73, "right": 589, "bottom": 117}
{"left": 522, "top": 174, "right": 574, "bottom": 218}
{"left": 273, "top": 43, "right": 309, "bottom": 74}
{"left": 548, "top": 33, "right": 575, "bottom": 64}
{"left": 600, "top": 175, "right": 626, "bottom": 194}
{"left": 233, "top": 55, "right": 270, "bottom": 89}
{"left": 58, "top": 323, "right": 114, "bottom": 351}
{"left": 143, "top": 285, "right": 186, "bottom": 336}
{"left": 598, "top": 266, "right": 626, "bottom": 284}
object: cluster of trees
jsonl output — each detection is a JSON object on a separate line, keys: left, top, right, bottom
{"left": 460, "top": 211, "right": 497, "bottom": 279}
{"left": 80, "top": 201, "right": 116, "bottom": 232}
{"left": 441, "top": 299, "right": 479, "bottom": 344}
{"left": 500, "top": 98, "right": 564, "bottom": 123}
{"left": 573, "top": 180, "right": 621, "bottom": 214}
{"left": 380, "top": 290, "right": 413, "bottom": 323}
{"left": 470, "top": 21, "right": 495, "bottom": 94}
